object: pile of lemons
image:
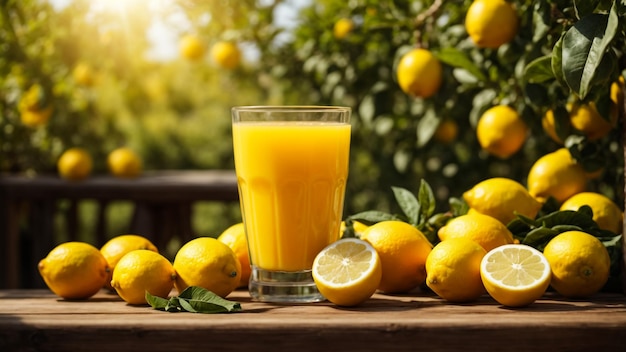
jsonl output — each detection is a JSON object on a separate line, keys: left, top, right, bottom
{"left": 38, "top": 224, "right": 250, "bottom": 305}
{"left": 312, "top": 175, "right": 619, "bottom": 308}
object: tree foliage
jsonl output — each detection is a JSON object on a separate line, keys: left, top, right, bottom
{"left": 1, "top": 0, "right": 625, "bottom": 221}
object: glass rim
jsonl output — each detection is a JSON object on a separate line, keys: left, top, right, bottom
{"left": 232, "top": 105, "right": 351, "bottom": 113}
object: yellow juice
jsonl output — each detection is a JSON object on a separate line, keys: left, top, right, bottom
{"left": 233, "top": 121, "right": 351, "bottom": 272}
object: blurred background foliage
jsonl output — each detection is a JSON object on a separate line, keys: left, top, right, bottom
{"left": 1, "top": 0, "right": 625, "bottom": 247}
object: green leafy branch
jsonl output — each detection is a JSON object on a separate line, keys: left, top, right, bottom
{"left": 146, "top": 286, "right": 242, "bottom": 314}
{"left": 508, "top": 205, "right": 623, "bottom": 291}
{"left": 344, "top": 179, "right": 466, "bottom": 244}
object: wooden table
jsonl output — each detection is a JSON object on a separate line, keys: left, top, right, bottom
{"left": 1, "top": 289, "right": 625, "bottom": 351}
{"left": 0, "top": 170, "right": 239, "bottom": 289}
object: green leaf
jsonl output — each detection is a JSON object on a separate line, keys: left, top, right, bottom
{"left": 552, "top": 104, "right": 572, "bottom": 142}
{"left": 562, "top": 12, "right": 618, "bottom": 98}
{"left": 392, "top": 186, "right": 420, "bottom": 225}
{"left": 145, "top": 292, "right": 170, "bottom": 310}
{"left": 148, "top": 287, "right": 241, "bottom": 314}
{"left": 448, "top": 197, "right": 469, "bottom": 217}
{"left": 532, "top": 1, "right": 552, "bottom": 43}
{"left": 417, "top": 179, "right": 436, "bottom": 222}
{"left": 348, "top": 210, "right": 399, "bottom": 224}
{"left": 538, "top": 208, "right": 597, "bottom": 229}
{"left": 416, "top": 106, "right": 439, "bottom": 148}
{"left": 523, "top": 56, "right": 554, "bottom": 84}
{"left": 574, "top": 0, "right": 601, "bottom": 19}
{"left": 435, "top": 47, "right": 486, "bottom": 82}
{"left": 177, "top": 286, "right": 242, "bottom": 313}
{"left": 551, "top": 34, "right": 567, "bottom": 89}
{"left": 523, "top": 227, "right": 560, "bottom": 249}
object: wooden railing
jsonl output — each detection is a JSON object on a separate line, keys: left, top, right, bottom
{"left": 0, "top": 170, "right": 239, "bottom": 289}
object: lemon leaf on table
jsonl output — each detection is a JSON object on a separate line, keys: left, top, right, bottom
{"left": 146, "top": 286, "right": 242, "bottom": 314}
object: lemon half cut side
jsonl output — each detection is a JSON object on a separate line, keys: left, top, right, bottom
{"left": 480, "top": 244, "right": 551, "bottom": 307}
{"left": 312, "top": 238, "right": 382, "bottom": 307}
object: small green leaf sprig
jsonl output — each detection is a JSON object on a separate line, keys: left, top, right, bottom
{"left": 146, "top": 286, "right": 242, "bottom": 314}
{"left": 343, "top": 179, "right": 466, "bottom": 244}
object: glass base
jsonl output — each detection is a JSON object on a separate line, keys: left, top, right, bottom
{"left": 248, "top": 266, "right": 326, "bottom": 303}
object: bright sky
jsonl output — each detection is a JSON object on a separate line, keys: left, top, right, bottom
{"left": 48, "top": 0, "right": 310, "bottom": 62}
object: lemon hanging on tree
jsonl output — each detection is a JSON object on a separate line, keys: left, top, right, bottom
{"left": 179, "top": 34, "right": 206, "bottom": 61}
{"left": 477, "top": 105, "right": 528, "bottom": 159}
{"left": 465, "top": 0, "right": 519, "bottom": 49}
{"left": 210, "top": 41, "right": 241, "bottom": 70}
{"left": 333, "top": 18, "right": 354, "bottom": 39}
{"left": 396, "top": 48, "right": 442, "bottom": 98}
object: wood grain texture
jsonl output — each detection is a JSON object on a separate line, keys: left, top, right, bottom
{"left": 1, "top": 289, "right": 625, "bottom": 351}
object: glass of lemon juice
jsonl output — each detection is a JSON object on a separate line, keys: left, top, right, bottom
{"left": 232, "top": 106, "right": 351, "bottom": 303}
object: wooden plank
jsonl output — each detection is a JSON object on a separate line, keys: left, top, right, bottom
{"left": 1, "top": 290, "right": 625, "bottom": 351}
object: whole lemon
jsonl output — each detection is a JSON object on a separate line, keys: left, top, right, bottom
{"left": 333, "top": 18, "right": 354, "bottom": 39}
{"left": 18, "top": 83, "right": 53, "bottom": 127}
{"left": 57, "top": 148, "right": 93, "bottom": 181}
{"left": 107, "top": 147, "right": 142, "bottom": 178}
{"left": 111, "top": 250, "right": 176, "bottom": 305}
{"left": 543, "top": 231, "right": 610, "bottom": 298}
{"left": 210, "top": 41, "right": 241, "bottom": 70}
{"left": 179, "top": 34, "right": 205, "bottom": 61}
{"left": 477, "top": 105, "right": 527, "bottom": 159}
{"left": 463, "top": 177, "right": 542, "bottom": 225}
{"left": 72, "top": 62, "right": 95, "bottom": 86}
{"left": 527, "top": 148, "right": 587, "bottom": 204}
{"left": 38, "top": 242, "right": 109, "bottom": 299}
{"left": 438, "top": 212, "right": 514, "bottom": 252}
{"left": 569, "top": 102, "right": 617, "bottom": 141}
{"left": 100, "top": 234, "right": 158, "bottom": 290}
{"left": 217, "top": 223, "right": 251, "bottom": 288}
{"left": 433, "top": 119, "right": 459, "bottom": 144}
{"left": 541, "top": 109, "right": 565, "bottom": 145}
{"left": 173, "top": 237, "right": 242, "bottom": 298}
{"left": 426, "top": 238, "right": 487, "bottom": 303}
{"left": 360, "top": 221, "right": 433, "bottom": 293}
{"left": 396, "top": 48, "right": 443, "bottom": 98}
{"left": 465, "top": 0, "right": 519, "bottom": 49}
{"left": 20, "top": 107, "right": 53, "bottom": 128}
{"left": 560, "top": 192, "right": 623, "bottom": 234}
{"left": 611, "top": 78, "right": 624, "bottom": 115}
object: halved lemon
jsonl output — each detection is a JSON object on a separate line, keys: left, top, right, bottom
{"left": 312, "top": 238, "right": 382, "bottom": 307}
{"left": 480, "top": 244, "right": 551, "bottom": 307}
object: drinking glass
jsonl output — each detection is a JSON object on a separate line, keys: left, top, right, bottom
{"left": 232, "top": 106, "right": 351, "bottom": 303}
